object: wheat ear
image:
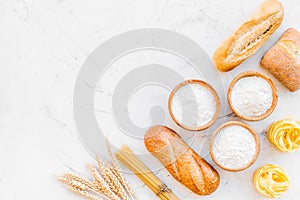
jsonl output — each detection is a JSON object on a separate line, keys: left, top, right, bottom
{"left": 104, "top": 161, "right": 130, "bottom": 200}
{"left": 59, "top": 173, "right": 96, "bottom": 191}
{"left": 61, "top": 173, "right": 96, "bottom": 190}
{"left": 87, "top": 164, "right": 121, "bottom": 200}
{"left": 106, "top": 162, "right": 135, "bottom": 199}
{"left": 105, "top": 140, "right": 135, "bottom": 198}
{"left": 59, "top": 174, "right": 103, "bottom": 200}
{"left": 96, "top": 157, "right": 129, "bottom": 200}
{"left": 66, "top": 185, "right": 103, "bottom": 200}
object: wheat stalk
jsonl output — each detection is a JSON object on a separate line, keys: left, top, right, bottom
{"left": 105, "top": 140, "right": 135, "bottom": 198}
{"left": 107, "top": 162, "right": 135, "bottom": 198}
{"left": 105, "top": 140, "right": 122, "bottom": 169}
{"left": 105, "top": 162, "right": 129, "bottom": 200}
{"left": 96, "top": 157, "right": 129, "bottom": 200}
{"left": 87, "top": 164, "right": 120, "bottom": 200}
{"left": 67, "top": 185, "right": 103, "bottom": 200}
{"left": 61, "top": 173, "right": 96, "bottom": 190}
{"left": 59, "top": 174, "right": 95, "bottom": 191}
{"left": 59, "top": 174, "right": 104, "bottom": 200}
{"left": 59, "top": 156, "right": 135, "bottom": 200}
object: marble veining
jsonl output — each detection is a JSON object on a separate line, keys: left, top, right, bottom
{"left": 1, "top": 0, "right": 300, "bottom": 199}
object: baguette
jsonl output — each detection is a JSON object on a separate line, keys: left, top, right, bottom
{"left": 144, "top": 125, "right": 220, "bottom": 195}
{"left": 213, "top": 0, "right": 284, "bottom": 72}
{"left": 261, "top": 28, "right": 300, "bottom": 92}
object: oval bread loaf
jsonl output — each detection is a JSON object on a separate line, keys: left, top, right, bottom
{"left": 144, "top": 125, "right": 220, "bottom": 195}
{"left": 261, "top": 28, "right": 300, "bottom": 92}
{"left": 213, "top": 0, "right": 284, "bottom": 72}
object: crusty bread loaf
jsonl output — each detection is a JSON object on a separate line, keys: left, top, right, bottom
{"left": 261, "top": 28, "right": 300, "bottom": 92}
{"left": 213, "top": 0, "right": 284, "bottom": 72}
{"left": 144, "top": 125, "right": 220, "bottom": 195}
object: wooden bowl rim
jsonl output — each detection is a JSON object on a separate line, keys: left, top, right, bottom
{"left": 227, "top": 71, "right": 278, "bottom": 121}
{"left": 168, "top": 79, "right": 220, "bottom": 131}
{"left": 209, "top": 121, "right": 260, "bottom": 172}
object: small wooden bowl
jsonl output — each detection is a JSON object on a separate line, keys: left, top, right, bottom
{"left": 228, "top": 71, "right": 278, "bottom": 121}
{"left": 210, "top": 121, "right": 260, "bottom": 172}
{"left": 168, "top": 79, "right": 220, "bottom": 131}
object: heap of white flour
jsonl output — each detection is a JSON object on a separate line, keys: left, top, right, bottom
{"left": 171, "top": 83, "right": 216, "bottom": 129}
{"left": 212, "top": 125, "right": 257, "bottom": 169}
{"left": 230, "top": 76, "right": 273, "bottom": 117}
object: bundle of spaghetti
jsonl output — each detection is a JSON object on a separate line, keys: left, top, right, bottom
{"left": 115, "top": 145, "right": 180, "bottom": 200}
{"left": 267, "top": 118, "right": 300, "bottom": 152}
{"left": 253, "top": 164, "right": 290, "bottom": 198}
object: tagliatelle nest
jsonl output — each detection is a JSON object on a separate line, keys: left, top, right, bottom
{"left": 253, "top": 164, "right": 290, "bottom": 198}
{"left": 267, "top": 118, "right": 300, "bottom": 152}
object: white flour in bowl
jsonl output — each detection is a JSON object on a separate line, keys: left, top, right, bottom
{"left": 171, "top": 83, "right": 216, "bottom": 129}
{"left": 212, "top": 125, "right": 257, "bottom": 169}
{"left": 230, "top": 76, "right": 273, "bottom": 117}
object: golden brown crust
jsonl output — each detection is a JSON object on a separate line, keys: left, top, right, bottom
{"left": 144, "top": 125, "right": 220, "bottom": 195}
{"left": 260, "top": 28, "right": 300, "bottom": 92}
{"left": 213, "top": 0, "right": 284, "bottom": 72}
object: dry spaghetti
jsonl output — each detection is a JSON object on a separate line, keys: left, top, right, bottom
{"left": 267, "top": 118, "right": 300, "bottom": 152}
{"left": 253, "top": 164, "right": 290, "bottom": 198}
{"left": 115, "top": 145, "right": 180, "bottom": 200}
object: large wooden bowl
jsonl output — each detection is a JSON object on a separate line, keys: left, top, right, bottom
{"left": 227, "top": 71, "right": 278, "bottom": 121}
{"left": 168, "top": 79, "right": 220, "bottom": 131}
{"left": 210, "top": 121, "right": 260, "bottom": 172}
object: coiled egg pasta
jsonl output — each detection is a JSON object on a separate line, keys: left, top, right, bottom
{"left": 267, "top": 118, "right": 300, "bottom": 152}
{"left": 253, "top": 164, "right": 290, "bottom": 198}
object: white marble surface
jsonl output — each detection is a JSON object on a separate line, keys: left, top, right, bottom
{"left": 1, "top": 0, "right": 300, "bottom": 199}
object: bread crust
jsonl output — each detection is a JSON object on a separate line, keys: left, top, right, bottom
{"left": 213, "top": 0, "right": 284, "bottom": 72}
{"left": 144, "top": 125, "right": 220, "bottom": 195}
{"left": 260, "top": 28, "right": 300, "bottom": 92}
